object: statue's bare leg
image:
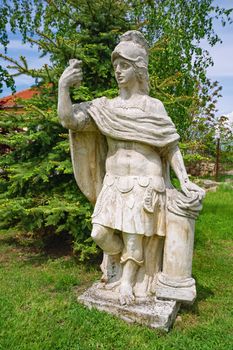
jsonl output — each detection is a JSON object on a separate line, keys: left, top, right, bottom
{"left": 119, "top": 233, "right": 143, "bottom": 305}
{"left": 91, "top": 224, "right": 123, "bottom": 282}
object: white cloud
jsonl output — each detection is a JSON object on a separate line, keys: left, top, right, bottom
{"left": 0, "top": 37, "right": 49, "bottom": 97}
{"left": 225, "top": 111, "right": 233, "bottom": 124}
{"left": 1, "top": 44, "right": 50, "bottom": 71}
{"left": 1, "top": 38, "right": 50, "bottom": 70}
{"left": 14, "top": 75, "right": 35, "bottom": 85}
{"left": 6, "top": 40, "right": 38, "bottom": 51}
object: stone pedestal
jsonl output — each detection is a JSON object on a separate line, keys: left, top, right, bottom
{"left": 78, "top": 282, "right": 180, "bottom": 331}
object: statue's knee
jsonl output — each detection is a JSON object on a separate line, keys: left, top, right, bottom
{"left": 91, "top": 225, "right": 107, "bottom": 244}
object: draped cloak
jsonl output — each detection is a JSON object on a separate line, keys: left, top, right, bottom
{"left": 69, "top": 95, "right": 180, "bottom": 206}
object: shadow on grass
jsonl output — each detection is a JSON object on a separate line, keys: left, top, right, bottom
{"left": 180, "top": 279, "right": 214, "bottom": 316}
{"left": 1, "top": 232, "right": 67, "bottom": 255}
{"left": 0, "top": 230, "right": 102, "bottom": 272}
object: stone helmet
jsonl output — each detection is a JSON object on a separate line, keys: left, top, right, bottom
{"left": 111, "top": 30, "right": 150, "bottom": 93}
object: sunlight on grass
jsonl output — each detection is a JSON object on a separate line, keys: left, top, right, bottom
{"left": 0, "top": 186, "right": 232, "bottom": 350}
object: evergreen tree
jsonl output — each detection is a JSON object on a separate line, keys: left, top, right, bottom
{"left": 0, "top": 0, "right": 131, "bottom": 259}
{"left": 0, "top": 0, "right": 232, "bottom": 258}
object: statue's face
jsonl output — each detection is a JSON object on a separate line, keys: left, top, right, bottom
{"left": 113, "top": 57, "right": 137, "bottom": 88}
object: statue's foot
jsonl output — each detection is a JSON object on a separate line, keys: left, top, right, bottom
{"left": 119, "top": 283, "right": 135, "bottom": 305}
{"left": 105, "top": 280, "right": 121, "bottom": 290}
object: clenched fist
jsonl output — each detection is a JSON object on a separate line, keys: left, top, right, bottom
{"left": 59, "top": 59, "right": 83, "bottom": 89}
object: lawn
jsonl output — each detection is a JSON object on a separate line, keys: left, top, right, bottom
{"left": 0, "top": 185, "right": 232, "bottom": 350}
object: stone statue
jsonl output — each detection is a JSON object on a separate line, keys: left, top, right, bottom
{"left": 58, "top": 30, "right": 205, "bottom": 329}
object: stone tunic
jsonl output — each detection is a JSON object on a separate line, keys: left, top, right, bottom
{"left": 92, "top": 173, "right": 166, "bottom": 237}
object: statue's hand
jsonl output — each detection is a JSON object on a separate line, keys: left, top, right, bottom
{"left": 59, "top": 59, "right": 83, "bottom": 89}
{"left": 181, "top": 180, "right": 205, "bottom": 200}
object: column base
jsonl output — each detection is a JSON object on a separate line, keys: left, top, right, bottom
{"left": 155, "top": 272, "right": 196, "bottom": 304}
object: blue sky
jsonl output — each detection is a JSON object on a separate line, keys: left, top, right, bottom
{"left": 203, "top": 0, "right": 233, "bottom": 117}
{"left": 0, "top": 1, "right": 232, "bottom": 119}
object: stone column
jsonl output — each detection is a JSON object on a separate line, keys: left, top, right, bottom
{"left": 155, "top": 189, "right": 200, "bottom": 304}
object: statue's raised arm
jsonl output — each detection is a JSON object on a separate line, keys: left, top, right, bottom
{"left": 58, "top": 59, "right": 83, "bottom": 130}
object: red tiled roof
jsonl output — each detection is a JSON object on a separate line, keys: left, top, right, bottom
{"left": 0, "top": 87, "right": 39, "bottom": 109}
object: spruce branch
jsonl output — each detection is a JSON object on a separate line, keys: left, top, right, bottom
{"left": 45, "top": 0, "right": 79, "bottom": 26}
{"left": 27, "top": 105, "right": 48, "bottom": 118}
{"left": 26, "top": 36, "right": 49, "bottom": 51}
{"left": 0, "top": 53, "right": 24, "bottom": 71}
{"left": 35, "top": 30, "right": 59, "bottom": 49}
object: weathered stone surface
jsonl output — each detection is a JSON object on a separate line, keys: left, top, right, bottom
{"left": 78, "top": 283, "right": 180, "bottom": 331}
{"left": 156, "top": 284, "right": 196, "bottom": 304}
{"left": 58, "top": 30, "right": 205, "bottom": 330}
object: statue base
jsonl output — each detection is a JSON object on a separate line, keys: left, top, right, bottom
{"left": 78, "top": 282, "right": 180, "bottom": 331}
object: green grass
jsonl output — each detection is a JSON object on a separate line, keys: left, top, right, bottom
{"left": 0, "top": 185, "right": 233, "bottom": 350}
